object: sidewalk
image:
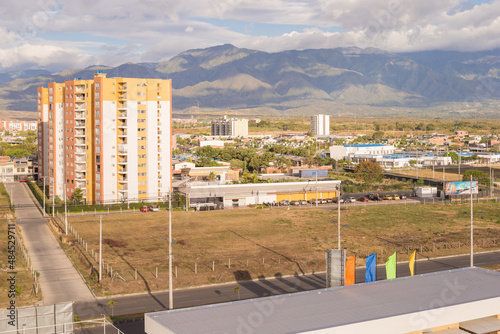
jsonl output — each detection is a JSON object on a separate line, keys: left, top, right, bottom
{"left": 7, "top": 182, "right": 94, "bottom": 304}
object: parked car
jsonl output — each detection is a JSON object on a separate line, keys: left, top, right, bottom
{"left": 279, "top": 200, "right": 290, "bottom": 206}
{"left": 309, "top": 199, "right": 320, "bottom": 204}
{"left": 149, "top": 205, "right": 160, "bottom": 212}
{"left": 346, "top": 197, "right": 356, "bottom": 203}
{"left": 358, "top": 197, "right": 369, "bottom": 202}
{"left": 383, "top": 195, "right": 392, "bottom": 200}
{"left": 320, "top": 199, "right": 327, "bottom": 204}
{"left": 291, "top": 200, "right": 301, "bottom": 206}
{"left": 140, "top": 205, "right": 149, "bottom": 212}
{"left": 393, "top": 194, "right": 400, "bottom": 200}
{"left": 400, "top": 194, "right": 407, "bottom": 200}
{"left": 300, "top": 200, "right": 307, "bottom": 205}
{"left": 326, "top": 198, "right": 333, "bottom": 203}
{"left": 19, "top": 179, "right": 26, "bottom": 182}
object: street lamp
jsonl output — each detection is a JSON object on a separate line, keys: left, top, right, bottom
{"left": 42, "top": 176, "right": 46, "bottom": 217}
{"left": 95, "top": 215, "right": 105, "bottom": 282}
{"left": 168, "top": 191, "right": 173, "bottom": 309}
{"left": 470, "top": 175, "right": 474, "bottom": 267}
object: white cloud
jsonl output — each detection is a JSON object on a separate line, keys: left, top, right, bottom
{"left": 0, "top": 0, "right": 499, "bottom": 71}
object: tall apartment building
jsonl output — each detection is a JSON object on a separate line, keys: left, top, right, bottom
{"left": 310, "top": 114, "right": 330, "bottom": 137}
{"left": 37, "top": 73, "right": 172, "bottom": 204}
{"left": 211, "top": 116, "right": 248, "bottom": 137}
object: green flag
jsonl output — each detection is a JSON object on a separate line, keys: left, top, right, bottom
{"left": 385, "top": 252, "right": 397, "bottom": 280}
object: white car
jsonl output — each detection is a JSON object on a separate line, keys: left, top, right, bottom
{"left": 347, "top": 197, "right": 356, "bottom": 203}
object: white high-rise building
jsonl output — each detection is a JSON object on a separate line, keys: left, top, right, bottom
{"left": 310, "top": 114, "right": 330, "bottom": 136}
{"left": 211, "top": 116, "right": 248, "bottom": 137}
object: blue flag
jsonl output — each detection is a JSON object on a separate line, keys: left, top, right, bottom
{"left": 365, "top": 254, "right": 377, "bottom": 283}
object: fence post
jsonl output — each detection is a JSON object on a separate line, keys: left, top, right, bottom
{"left": 135, "top": 269, "right": 137, "bottom": 280}
{"left": 212, "top": 261, "right": 215, "bottom": 271}
{"left": 195, "top": 263, "right": 197, "bottom": 274}
{"left": 175, "top": 266, "right": 177, "bottom": 278}
{"left": 156, "top": 267, "right": 158, "bottom": 279}
{"left": 228, "top": 258, "right": 231, "bottom": 269}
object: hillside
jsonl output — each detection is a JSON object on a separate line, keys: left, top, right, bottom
{"left": 1, "top": 45, "right": 500, "bottom": 118}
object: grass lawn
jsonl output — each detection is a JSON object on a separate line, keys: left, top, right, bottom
{"left": 55, "top": 201, "right": 500, "bottom": 296}
{"left": 0, "top": 184, "right": 42, "bottom": 308}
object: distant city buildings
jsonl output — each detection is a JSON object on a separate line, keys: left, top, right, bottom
{"left": 1, "top": 120, "right": 37, "bottom": 132}
{"left": 37, "top": 73, "right": 172, "bottom": 204}
{"left": 310, "top": 114, "right": 330, "bottom": 136}
{"left": 210, "top": 116, "right": 248, "bottom": 137}
{"left": 330, "top": 144, "right": 395, "bottom": 161}
{"left": 172, "top": 118, "right": 197, "bottom": 124}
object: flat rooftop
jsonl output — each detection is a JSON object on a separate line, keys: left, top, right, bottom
{"left": 145, "top": 267, "right": 500, "bottom": 334}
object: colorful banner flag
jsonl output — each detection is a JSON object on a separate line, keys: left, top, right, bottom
{"left": 409, "top": 250, "right": 416, "bottom": 276}
{"left": 365, "top": 254, "right": 376, "bottom": 282}
{"left": 386, "top": 252, "right": 397, "bottom": 280}
{"left": 345, "top": 256, "right": 355, "bottom": 286}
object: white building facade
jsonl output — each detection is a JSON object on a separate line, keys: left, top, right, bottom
{"left": 310, "top": 114, "right": 330, "bottom": 136}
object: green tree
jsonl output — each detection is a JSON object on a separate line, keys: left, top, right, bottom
{"left": 354, "top": 161, "right": 384, "bottom": 184}
{"left": 72, "top": 188, "right": 84, "bottom": 204}
{"left": 108, "top": 300, "right": 117, "bottom": 317}
{"left": 371, "top": 131, "right": 385, "bottom": 140}
{"left": 233, "top": 286, "right": 240, "bottom": 300}
{"left": 463, "top": 170, "right": 490, "bottom": 186}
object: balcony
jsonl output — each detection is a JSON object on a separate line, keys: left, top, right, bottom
{"left": 75, "top": 85, "right": 85, "bottom": 93}
{"left": 118, "top": 94, "right": 127, "bottom": 100}
{"left": 75, "top": 129, "right": 85, "bottom": 137}
{"left": 75, "top": 172, "right": 86, "bottom": 181}
{"left": 75, "top": 103, "right": 85, "bottom": 111}
{"left": 117, "top": 102, "right": 127, "bottom": 110}
{"left": 118, "top": 168, "right": 127, "bottom": 174}
{"left": 75, "top": 95, "right": 85, "bottom": 101}
{"left": 117, "top": 83, "right": 127, "bottom": 91}
{"left": 118, "top": 112, "right": 127, "bottom": 119}
{"left": 75, "top": 148, "right": 85, "bottom": 155}
{"left": 117, "top": 120, "right": 127, "bottom": 128}
{"left": 75, "top": 138, "right": 85, "bottom": 146}
{"left": 75, "top": 157, "right": 85, "bottom": 163}
{"left": 118, "top": 138, "right": 127, "bottom": 145}
{"left": 75, "top": 165, "right": 86, "bottom": 172}
{"left": 118, "top": 158, "right": 127, "bottom": 164}
{"left": 117, "top": 129, "right": 127, "bottom": 137}
{"left": 118, "top": 145, "right": 128, "bottom": 154}
{"left": 76, "top": 181, "right": 86, "bottom": 189}
{"left": 75, "top": 121, "right": 85, "bottom": 128}
{"left": 118, "top": 185, "right": 128, "bottom": 192}
{"left": 118, "top": 177, "right": 128, "bottom": 183}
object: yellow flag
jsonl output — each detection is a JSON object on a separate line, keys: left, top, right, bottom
{"left": 409, "top": 250, "right": 416, "bottom": 276}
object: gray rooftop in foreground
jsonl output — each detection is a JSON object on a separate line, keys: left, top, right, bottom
{"left": 145, "top": 267, "right": 500, "bottom": 334}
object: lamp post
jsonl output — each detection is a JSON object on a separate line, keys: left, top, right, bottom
{"left": 337, "top": 182, "right": 341, "bottom": 250}
{"left": 94, "top": 214, "right": 107, "bottom": 282}
{"left": 42, "top": 177, "right": 46, "bottom": 217}
{"left": 64, "top": 184, "right": 68, "bottom": 235}
{"left": 168, "top": 191, "right": 173, "bottom": 309}
{"left": 470, "top": 175, "right": 474, "bottom": 267}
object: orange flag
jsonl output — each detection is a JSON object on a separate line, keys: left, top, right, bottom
{"left": 345, "top": 256, "right": 356, "bottom": 286}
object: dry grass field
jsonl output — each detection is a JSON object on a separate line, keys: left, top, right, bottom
{"left": 53, "top": 201, "right": 500, "bottom": 297}
{"left": 0, "top": 184, "right": 42, "bottom": 308}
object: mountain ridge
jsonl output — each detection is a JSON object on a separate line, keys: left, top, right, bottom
{"left": 1, "top": 44, "right": 499, "bottom": 117}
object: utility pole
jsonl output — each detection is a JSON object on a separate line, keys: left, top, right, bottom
{"left": 43, "top": 177, "right": 46, "bottom": 217}
{"left": 168, "top": 191, "right": 173, "bottom": 309}
{"left": 64, "top": 183, "right": 68, "bottom": 234}
{"left": 470, "top": 175, "right": 474, "bottom": 267}
{"left": 315, "top": 171, "right": 318, "bottom": 208}
{"left": 99, "top": 215, "right": 103, "bottom": 282}
{"left": 337, "top": 182, "right": 341, "bottom": 250}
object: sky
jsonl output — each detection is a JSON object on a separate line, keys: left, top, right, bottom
{"left": 0, "top": 0, "right": 498, "bottom": 72}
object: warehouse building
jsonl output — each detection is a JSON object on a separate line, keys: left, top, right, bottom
{"left": 177, "top": 180, "right": 341, "bottom": 209}
{"left": 145, "top": 267, "right": 500, "bottom": 334}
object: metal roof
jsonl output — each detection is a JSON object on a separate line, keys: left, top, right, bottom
{"left": 183, "top": 180, "right": 341, "bottom": 197}
{"left": 145, "top": 268, "right": 500, "bottom": 334}
{"left": 344, "top": 144, "right": 388, "bottom": 148}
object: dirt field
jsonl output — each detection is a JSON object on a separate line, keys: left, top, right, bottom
{"left": 0, "top": 185, "right": 42, "bottom": 308}
{"left": 52, "top": 201, "right": 500, "bottom": 297}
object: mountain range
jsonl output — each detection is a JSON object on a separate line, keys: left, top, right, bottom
{"left": 1, "top": 44, "right": 500, "bottom": 118}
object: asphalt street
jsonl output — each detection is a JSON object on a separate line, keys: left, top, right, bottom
{"left": 6, "top": 182, "right": 94, "bottom": 304}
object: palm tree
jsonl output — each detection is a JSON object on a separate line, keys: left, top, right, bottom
{"left": 108, "top": 300, "right": 117, "bottom": 317}
{"left": 233, "top": 286, "right": 240, "bottom": 300}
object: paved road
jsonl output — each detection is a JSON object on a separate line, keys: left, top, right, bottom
{"left": 6, "top": 182, "right": 94, "bottom": 304}
{"left": 73, "top": 250, "right": 500, "bottom": 321}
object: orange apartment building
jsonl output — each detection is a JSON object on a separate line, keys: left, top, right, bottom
{"left": 37, "top": 73, "right": 172, "bottom": 204}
